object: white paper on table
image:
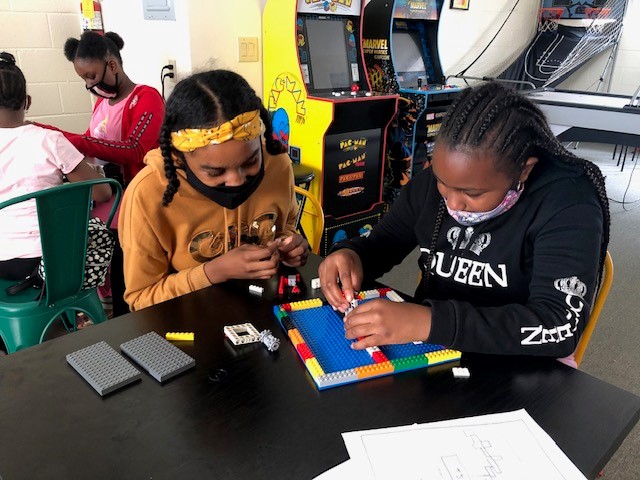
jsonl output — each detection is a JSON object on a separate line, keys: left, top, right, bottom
{"left": 342, "top": 409, "right": 586, "bottom": 480}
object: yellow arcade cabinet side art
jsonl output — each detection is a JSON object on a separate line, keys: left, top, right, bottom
{"left": 264, "top": 0, "right": 398, "bottom": 256}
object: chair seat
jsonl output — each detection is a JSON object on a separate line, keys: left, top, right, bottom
{"left": 0, "top": 278, "right": 43, "bottom": 304}
{"left": 292, "top": 163, "right": 315, "bottom": 187}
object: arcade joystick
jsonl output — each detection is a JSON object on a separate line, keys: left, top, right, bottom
{"left": 350, "top": 84, "right": 359, "bottom": 96}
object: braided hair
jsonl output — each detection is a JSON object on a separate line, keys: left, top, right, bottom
{"left": 64, "top": 31, "right": 124, "bottom": 63}
{"left": 0, "top": 52, "right": 27, "bottom": 111}
{"left": 425, "top": 82, "right": 610, "bottom": 287}
{"left": 160, "top": 69, "right": 284, "bottom": 206}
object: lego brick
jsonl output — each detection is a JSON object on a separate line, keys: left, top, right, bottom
{"left": 223, "top": 323, "right": 261, "bottom": 345}
{"left": 385, "top": 290, "right": 405, "bottom": 303}
{"left": 452, "top": 367, "right": 471, "bottom": 378}
{"left": 296, "top": 342, "right": 314, "bottom": 361}
{"left": 288, "top": 328, "right": 305, "bottom": 346}
{"left": 355, "top": 361, "right": 394, "bottom": 379}
{"left": 311, "top": 278, "right": 321, "bottom": 289}
{"left": 288, "top": 298, "right": 323, "bottom": 311}
{"left": 305, "top": 357, "right": 325, "bottom": 378}
{"left": 371, "top": 351, "right": 389, "bottom": 364}
{"left": 248, "top": 284, "right": 264, "bottom": 295}
{"left": 67, "top": 341, "right": 141, "bottom": 396}
{"left": 120, "top": 332, "right": 195, "bottom": 383}
{"left": 165, "top": 332, "right": 194, "bottom": 341}
{"left": 315, "top": 369, "right": 359, "bottom": 389}
{"left": 426, "top": 349, "right": 462, "bottom": 364}
{"left": 390, "top": 354, "right": 430, "bottom": 372}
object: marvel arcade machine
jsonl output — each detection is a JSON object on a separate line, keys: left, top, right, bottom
{"left": 263, "top": 0, "right": 398, "bottom": 256}
{"left": 362, "top": 0, "right": 461, "bottom": 204}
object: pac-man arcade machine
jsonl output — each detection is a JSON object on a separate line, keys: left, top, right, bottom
{"left": 362, "top": 0, "right": 461, "bottom": 203}
{"left": 263, "top": 0, "right": 398, "bottom": 255}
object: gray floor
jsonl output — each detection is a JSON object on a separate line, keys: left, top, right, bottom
{"left": 379, "top": 143, "right": 640, "bottom": 479}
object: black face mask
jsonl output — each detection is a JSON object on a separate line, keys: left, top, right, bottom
{"left": 182, "top": 155, "right": 265, "bottom": 210}
{"left": 86, "top": 62, "right": 119, "bottom": 99}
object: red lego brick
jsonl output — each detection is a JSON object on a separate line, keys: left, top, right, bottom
{"left": 296, "top": 342, "right": 314, "bottom": 360}
{"left": 371, "top": 351, "right": 389, "bottom": 364}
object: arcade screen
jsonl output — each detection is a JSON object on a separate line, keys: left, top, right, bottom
{"left": 394, "top": 0, "right": 439, "bottom": 20}
{"left": 392, "top": 31, "right": 427, "bottom": 87}
{"left": 306, "top": 19, "right": 352, "bottom": 91}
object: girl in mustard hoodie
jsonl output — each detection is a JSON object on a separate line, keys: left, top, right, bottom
{"left": 119, "top": 70, "right": 308, "bottom": 311}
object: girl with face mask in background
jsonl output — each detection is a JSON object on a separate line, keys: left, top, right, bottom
{"left": 61, "top": 31, "right": 165, "bottom": 186}
{"left": 118, "top": 70, "right": 309, "bottom": 312}
{"left": 40, "top": 31, "right": 165, "bottom": 318}
{"left": 319, "top": 82, "right": 610, "bottom": 367}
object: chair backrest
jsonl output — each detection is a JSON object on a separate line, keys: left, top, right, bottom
{"left": 574, "top": 250, "right": 614, "bottom": 366}
{"left": 0, "top": 179, "right": 121, "bottom": 305}
{"left": 294, "top": 186, "right": 324, "bottom": 255}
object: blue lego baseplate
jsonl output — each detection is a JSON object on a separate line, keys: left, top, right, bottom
{"left": 273, "top": 289, "right": 461, "bottom": 390}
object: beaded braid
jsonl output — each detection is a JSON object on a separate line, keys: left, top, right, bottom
{"left": 435, "top": 82, "right": 610, "bottom": 286}
{"left": 160, "top": 122, "right": 180, "bottom": 206}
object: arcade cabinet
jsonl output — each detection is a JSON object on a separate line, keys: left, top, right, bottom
{"left": 263, "top": 0, "right": 398, "bottom": 256}
{"left": 362, "top": 0, "right": 461, "bottom": 203}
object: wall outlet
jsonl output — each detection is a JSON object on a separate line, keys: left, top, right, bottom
{"left": 164, "top": 59, "right": 177, "bottom": 84}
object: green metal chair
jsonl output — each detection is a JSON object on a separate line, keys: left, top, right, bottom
{"left": 0, "top": 179, "right": 122, "bottom": 353}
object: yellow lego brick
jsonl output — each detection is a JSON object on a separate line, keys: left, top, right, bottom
{"left": 289, "top": 298, "right": 323, "bottom": 311}
{"left": 305, "top": 357, "right": 325, "bottom": 378}
{"left": 165, "top": 332, "right": 194, "bottom": 341}
{"left": 355, "top": 361, "right": 394, "bottom": 379}
{"left": 288, "top": 328, "right": 304, "bottom": 346}
{"left": 425, "top": 349, "right": 462, "bottom": 364}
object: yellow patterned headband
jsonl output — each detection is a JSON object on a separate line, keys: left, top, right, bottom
{"left": 170, "top": 110, "right": 262, "bottom": 152}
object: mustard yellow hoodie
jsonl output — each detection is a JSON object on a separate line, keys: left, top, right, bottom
{"left": 118, "top": 146, "right": 299, "bottom": 311}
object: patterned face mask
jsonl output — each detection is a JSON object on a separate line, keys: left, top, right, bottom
{"left": 446, "top": 184, "right": 524, "bottom": 226}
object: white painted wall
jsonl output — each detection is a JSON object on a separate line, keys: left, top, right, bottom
{"left": 186, "top": 0, "right": 264, "bottom": 95}
{"left": 0, "top": 0, "right": 93, "bottom": 132}
{"left": 100, "top": 0, "right": 264, "bottom": 98}
{"left": 438, "top": 0, "right": 540, "bottom": 86}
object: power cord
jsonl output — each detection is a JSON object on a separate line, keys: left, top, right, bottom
{"left": 160, "top": 64, "right": 175, "bottom": 100}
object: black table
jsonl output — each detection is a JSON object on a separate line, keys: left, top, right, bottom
{"left": 1, "top": 256, "right": 638, "bottom": 480}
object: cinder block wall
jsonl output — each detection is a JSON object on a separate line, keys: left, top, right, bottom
{"left": 1, "top": 0, "right": 93, "bottom": 133}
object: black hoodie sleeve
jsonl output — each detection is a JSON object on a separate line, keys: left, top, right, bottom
{"left": 426, "top": 199, "right": 603, "bottom": 358}
{"left": 331, "top": 169, "right": 431, "bottom": 279}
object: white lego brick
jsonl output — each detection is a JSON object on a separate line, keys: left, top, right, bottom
{"left": 249, "top": 284, "right": 264, "bottom": 295}
{"left": 311, "top": 278, "right": 321, "bottom": 289}
{"left": 224, "top": 323, "right": 261, "bottom": 345}
{"left": 385, "top": 290, "right": 405, "bottom": 303}
{"left": 452, "top": 367, "right": 471, "bottom": 379}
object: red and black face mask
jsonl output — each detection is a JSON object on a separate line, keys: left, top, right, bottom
{"left": 86, "top": 62, "right": 119, "bottom": 99}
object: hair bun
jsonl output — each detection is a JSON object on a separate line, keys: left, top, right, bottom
{"left": 105, "top": 32, "right": 124, "bottom": 50}
{"left": 0, "top": 52, "right": 17, "bottom": 65}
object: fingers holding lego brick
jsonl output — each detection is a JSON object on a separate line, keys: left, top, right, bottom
{"left": 277, "top": 234, "right": 310, "bottom": 267}
{"left": 204, "top": 243, "right": 280, "bottom": 283}
{"left": 318, "top": 249, "right": 363, "bottom": 312}
{"left": 344, "top": 300, "right": 432, "bottom": 349}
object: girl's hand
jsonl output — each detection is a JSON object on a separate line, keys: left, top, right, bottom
{"left": 204, "top": 242, "right": 280, "bottom": 284}
{"left": 344, "top": 300, "right": 432, "bottom": 350}
{"left": 318, "top": 249, "right": 363, "bottom": 312}
{"left": 277, "top": 234, "right": 310, "bottom": 267}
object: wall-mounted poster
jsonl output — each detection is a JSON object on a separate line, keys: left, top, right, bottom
{"left": 450, "top": 0, "right": 469, "bottom": 10}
